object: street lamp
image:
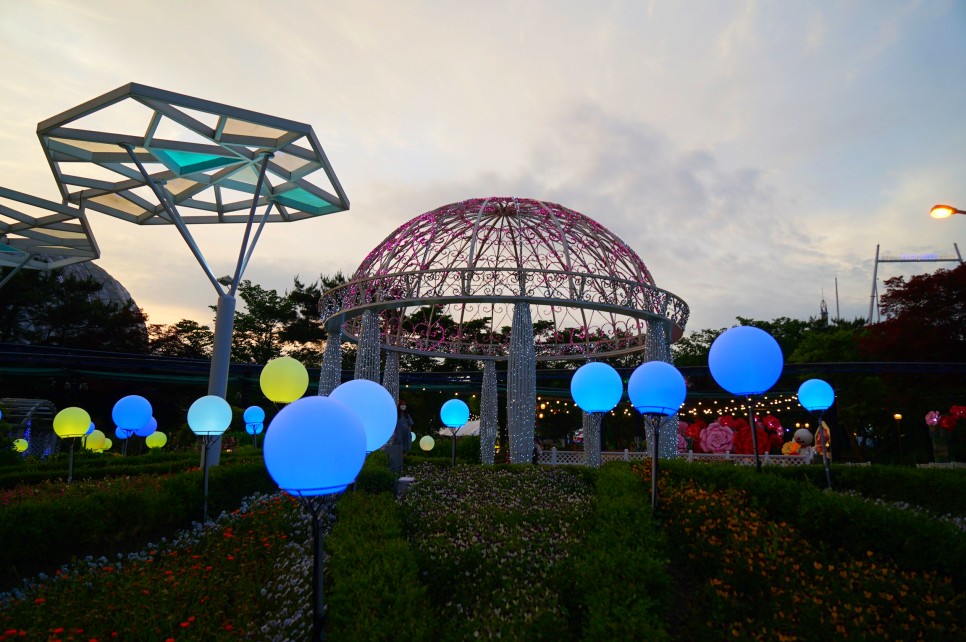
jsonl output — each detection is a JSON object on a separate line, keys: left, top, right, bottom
{"left": 263, "top": 395, "right": 366, "bottom": 642}
{"left": 798, "top": 379, "right": 835, "bottom": 489}
{"left": 929, "top": 204, "right": 965, "bottom": 219}
{"left": 627, "top": 361, "right": 687, "bottom": 512}
{"left": 187, "top": 395, "right": 233, "bottom": 522}
{"left": 893, "top": 413, "right": 903, "bottom": 464}
{"left": 440, "top": 398, "right": 471, "bottom": 467}
{"left": 708, "top": 327, "right": 784, "bottom": 472}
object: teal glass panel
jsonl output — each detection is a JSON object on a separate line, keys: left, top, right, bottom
{"left": 150, "top": 149, "right": 241, "bottom": 175}
{"left": 275, "top": 187, "right": 341, "bottom": 215}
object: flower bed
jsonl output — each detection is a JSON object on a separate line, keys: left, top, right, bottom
{"left": 632, "top": 463, "right": 965, "bottom": 640}
{"left": 0, "top": 492, "right": 314, "bottom": 641}
{"left": 400, "top": 464, "right": 594, "bottom": 641}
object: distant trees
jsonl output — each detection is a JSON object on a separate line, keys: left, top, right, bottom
{"left": 0, "top": 268, "right": 148, "bottom": 352}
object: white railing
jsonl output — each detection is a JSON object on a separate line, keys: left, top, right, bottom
{"left": 538, "top": 448, "right": 814, "bottom": 467}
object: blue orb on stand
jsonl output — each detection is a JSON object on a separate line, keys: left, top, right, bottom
{"left": 263, "top": 396, "right": 366, "bottom": 496}
{"left": 112, "top": 395, "right": 153, "bottom": 432}
{"left": 798, "top": 379, "right": 835, "bottom": 412}
{"left": 570, "top": 362, "right": 623, "bottom": 413}
{"left": 440, "top": 398, "right": 470, "bottom": 428}
{"left": 708, "top": 326, "right": 784, "bottom": 395}
{"left": 627, "top": 361, "right": 687, "bottom": 415}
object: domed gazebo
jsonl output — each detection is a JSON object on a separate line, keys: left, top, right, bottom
{"left": 319, "top": 197, "right": 689, "bottom": 464}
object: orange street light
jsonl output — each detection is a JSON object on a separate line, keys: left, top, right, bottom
{"left": 930, "top": 204, "right": 965, "bottom": 219}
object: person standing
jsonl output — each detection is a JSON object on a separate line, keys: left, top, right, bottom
{"left": 396, "top": 400, "right": 414, "bottom": 453}
{"left": 389, "top": 400, "right": 414, "bottom": 472}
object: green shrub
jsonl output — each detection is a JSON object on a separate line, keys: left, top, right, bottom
{"left": 564, "top": 462, "right": 671, "bottom": 641}
{"left": 663, "top": 460, "right": 966, "bottom": 588}
{"left": 0, "top": 463, "right": 275, "bottom": 590}
{"left": 326, "top": 492, "right": 432, "bottom": 641}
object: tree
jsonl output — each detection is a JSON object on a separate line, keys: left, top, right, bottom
{"left": 225, "top": 280, "right": 297, "bottom": 364}
{"left": 0, "top": 268, "right": 148, "bottom": 352}
{"left": 861, "top": 263, "right": 966, "bottom": 362}
{"left": 148, "top": 319, "right": 214, "bottom": 359}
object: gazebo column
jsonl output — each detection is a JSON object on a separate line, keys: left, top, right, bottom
{"left": 354, "top": 310, "right": 381, "bottom": 383}
{"left": 507, "top": 302, "right": 536, "bottom": 464}
{"left": 644, "top": 321, "right": 679, "bottom": 460}
{"left": 318, "top": 319, "right": 343, "bottom": 396}
{"left": 480, "top": 359, "right": 498, "bottom": 464}
{"left": 383, "top": 351, "right": 400, "bottom": 402}
{"left": 583, "top": 411, "right": 603, "bottom": 467}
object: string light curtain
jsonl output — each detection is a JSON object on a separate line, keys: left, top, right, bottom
{"left": 318, "top": 319, "right": 343, "bottom": 396}
{"left": 507, "top": 303, "right": 536, "bottom": 464}
{"left": 644, "top": 321, "right": 679, "bottom": 459}
{"left": 583, "top": 411, "right": 603, "bottom": 467}
{"left": 354, "top": 310, "right": 381, "bottom": 383}
{"left": 480, "top": 359, "right": 498, "bottom": 464}
{"left": 382, "top": 350, "right": 400, "bottom": 402}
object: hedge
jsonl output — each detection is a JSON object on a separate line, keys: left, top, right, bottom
{"left": 563, "top": 462, "right": 671, "bottom": 641}
{"left": 663, "top": 460, "right": 966, "bottom": 588}
{"left": 326, "top": 492, "right": 432, "bottom": 641}
{"left": 0, "top": 462, "right": 276, "bottom": 590}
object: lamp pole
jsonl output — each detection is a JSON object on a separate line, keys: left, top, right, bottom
{"left": 893, "top": 413, "right": 903, "bottom": 464}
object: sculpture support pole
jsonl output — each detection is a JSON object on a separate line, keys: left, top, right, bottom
{"left": 583, "top": 411, "right": 602, "bottom": 468}
{"left": 507, "top": 302, "right": 535, "bottom": 464}
{"left": 318, "top": 319, "right": 343, "bottom": 396}
{"left": 205, "top": 293, "right": 236, "bottom": 467}
{"left": 480, "top": 360, "right": 498, "bottom": 465}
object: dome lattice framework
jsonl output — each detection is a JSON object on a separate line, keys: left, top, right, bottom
{"left": 319, "top": 197, "right": 690, "bottom": 466}
{"left": 320, "top": 197, "right": 690, "bottom": 361}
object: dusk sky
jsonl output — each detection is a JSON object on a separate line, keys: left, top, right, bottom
{"left": 1, "top": 0, "right": 964, "bottom": 336}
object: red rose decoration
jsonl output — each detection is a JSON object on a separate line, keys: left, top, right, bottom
{"left": 733, "top": 417, "right": 749, "bottom": 432}
{"left": 950, "top": 405, "right": 966, "bottom": 418}
{"left": 685, "top": 420, "right": 705, "bottom": 441}
{"left": 763, "top": 414, "right": 781, "bottom": 431}
{"left": 940, "top": 414, "right": 958, "bottom": 431}
{"left": 733, "top": 423, "right": 770, "bottom": 455}
{"left": 718, "top": 415, "right": 736, "bottom": 428}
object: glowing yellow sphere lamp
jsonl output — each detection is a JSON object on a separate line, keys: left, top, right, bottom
{"left": 54, "top": 407, "right": 91, "bottom": 482}
{"left": 419, "top": 435, "right": 435, "bottom": 451}
{"left": 13, "top": 439, "right": 27, "bottom": 453}
{"left": 85, "top": 430, "right": 106, "bottom": 451}
{"left": 145, "top": 431, "right": 167, "bottom": 449}
{"left": 260, "top": 356, "right": 309, "bottom": 403}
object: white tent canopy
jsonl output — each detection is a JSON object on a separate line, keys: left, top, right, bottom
{"left": 437, "top": 420, "right": 481, "bottom": 437}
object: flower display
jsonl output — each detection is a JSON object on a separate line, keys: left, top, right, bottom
{"left": 677, "top": 420, "right": 689, "bottom": 436}
{"left": 718, "top": 415, "right": 736, "bottom": 428}
{"left": 677, "top": 433, "right": 688, "bottom": 454}
{"left": 951, "top": 405, "right": 966, "bottom": 418}
{"left": 732, "top": 421, "right": 769, "bottom": 455}
{"left": 926, "top": 411, "right": 940, "bottom": 426}
{"left": 685, "top": 420, "right": 705, "bottom": 441}
{"left": 782, "top": 441, "right": 801, "bottom": 455}
{"left": 700, "top": 422, "right": 734, "bottom": 453}
{"left": 939, "top": 414, "right": 958, "bottom": 431}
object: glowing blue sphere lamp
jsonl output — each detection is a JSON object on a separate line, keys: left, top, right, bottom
{"left": 263, "top": 395, "right": 367, "bottom": 642}
{"left": 798, "top": 378, "right": 836, "bottom": 489}
{"left": 709, "top": 326, "right": 784, "bottom": 472}
{"left": 187, "top": 395, "right": 233, "bottom": 521}
{"left": 440, "top": 398, "right": 470, "bottom": 466}
{"left": 570, "top": 362, "right": 623, "bottom": 467}
{"left": 628, "top": 361, "right": 687, "bottom": 511}
{"left": 112, "top": 395, "right": 153, "bottom": 455}
{"left": 242, "top": 406, "right": 266, "bottom": 447}
{"left": 330, "top": 379, "right": 397, "bottom": 453}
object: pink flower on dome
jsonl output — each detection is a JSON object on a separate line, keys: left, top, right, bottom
{"left": 700, "top": 422, "right": 734, "bottom": 454}
{"left": 925, "top": 411, "right": 940, "bottom": 426}
{"left": 678, "top": 421, "right": 689, "bottom": 436}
